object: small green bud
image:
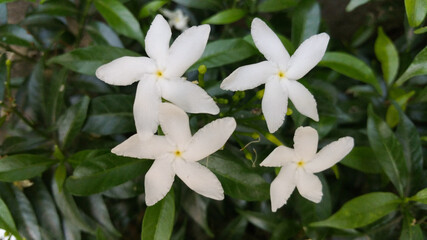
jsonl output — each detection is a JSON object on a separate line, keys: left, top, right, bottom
{"left": 256, "top": 89, "right": 264, "bottom": 99}
{"left": 286, "top": 108, "right": 293, "bottom": 115}
{"left": 216, "top": 98, "right": 229, "bottom": 104}
{"left": 251, "top": 132, "right": 260, "bottom": 139}
{"left": 244, "top": 152, "right": 252, "bottom": 160}
{"left": 5, "top": 59, "right": 12, "bottom": 68}
{"left": 198, "top": 65, "right": 207, "bottom": 74}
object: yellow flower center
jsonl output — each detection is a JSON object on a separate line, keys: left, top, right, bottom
{"left": 174, "top": 150, "right": 182, "bottom": 157}
{"left": 156, "top": 70, "right": 163, "bottom": 78}
{"left": 278, "top": 71, "right": 285, "bottom": 78}
{"left": 297, "top": 160, "right": 305, "bottom": 167}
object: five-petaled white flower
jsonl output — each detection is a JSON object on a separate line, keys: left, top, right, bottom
{"left": 161, "top": 8, "right": 189, "bottom": 31}
{"left": 96, "top": 14, "right": 219, "bottom": 140}
{"left": 112, "top": 103, "right": 236, "bottom": 206}
{"left": 221, "top": 18, "right": 330, "bottom": 133}
{"left": 260, "top": 126, "right": 354, "bottom": 212}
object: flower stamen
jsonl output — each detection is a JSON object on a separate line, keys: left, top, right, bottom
{"left": 278, "top": 71, "right": 285, "bottom": 79}
{"left": 174, "top": 150, "right": 182, "bottom": 157}
{"left": 156, "top": 70, "right": 164, "bottom": 78}
{"left": 297, "top": 160, "right": 305, "bottom": 168}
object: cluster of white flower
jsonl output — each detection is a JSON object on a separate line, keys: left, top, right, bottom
{"left": 96, "top": 14, "right": 354, "bottom": 211}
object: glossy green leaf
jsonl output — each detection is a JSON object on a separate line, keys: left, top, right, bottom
{"left": 54, "top": 164, "right": 66, "bottom": 193}
{"left": 190, "top": 38, "right": 257, "bottom": 71}
{"left": 340, "top": 146, "right": 382, "bottom": 174}
{"left": 311, "top": 192, "right": 400, "bottom": 229}
{"left": 138, "top": 0, "right": 168, "bottom": 18}
{"left": 13, "top": 186, "right": 42, "bottom": 240}
{"left": 0, "top": 155, "right": 56, "bottom": 182}
{"left": 33, "top": 0, "right": 78, "bottom": 16}
{"left": 0, "top": 198, "right": 22, "bottom": 240}
{"left": 66, "top": 153, "right": 151, "bottom": 195}
{"left": 237, "top": 210, "right": 279, "bottom": 232}
{"left": 367, "top": 105, "right": 408, "bottom": 196}
{"left": 399, "top": 211, "right": 423, "bottom": 240}
{"left": 141, "top": 190, "right": 175, "bottom": 240}
{"left": 27, "top": 60, "right": 45, "bottom": 121}
{"left": 414, "top": 26, "right": 427, "bottom": 34}
{"left": 346, "top": 0, "right": 370, "bottom": 12}
{"left": 84, "top": 195, "right": 121, "bottom": 238}
{"left": 94, "top": 0, "right": 144, "bottom": 45}
{"left": 199, "top": 151, "right": 269, "bottom": 201}
{"left": 0, "top": 24, "right": 37, "bottom": 47}
{"left": 83, "top": 94, "right": 135, "bottom": 135}
{"left": 57, "top": 96, "right": 90, "bottom": 148}
{"left": 202, "top": 9, "right": 246, "bottom": 25}
{"left": 395, "top": 46, "right": 427, "bottom": 86}
{"left": 292, "top": 0, "right": 320, "bottom": 46}
{"left": 172, "top": 0, "right": 220, "bottom": 10}
{"left": 257, "top": 0, "right": 298, "bottom": 12}
{"left": 86, "top": 21, "right": 124, "bottom": 48}
{"left": 412, "top": 188, "right": 427, "bottom": 203}
{"left": 47, "top": 45, "right": 139, "bottom": 75}
{"left": 386, "top": 91, "right": 415, "bottom": 128}
{"left": 404, "top": 0, "right": 427, "bottom": 27}
{"left": 181, "top": 190, "right": 213, "bottom": 237}
{"left": 374, "top": 27, "right": 399, "bottom": 85}
{"left": 319, "top": 52, "right": 382, "bottom": 94}
{"left": 44, "top": 68, "right": 66, "bottom": 125}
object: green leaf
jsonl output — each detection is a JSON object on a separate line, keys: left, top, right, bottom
{"left": 83, "top": 195, "right": 121, "bottom": 238}
{"left": 83, "top": 94, "right": 135, "bottom": 135}
{"left": 292, "top": 0, "right": 320, "bottom": 46}
{"left": 346, "top": 0, "right": 370, "bottom": 12}
{"left": 47, "top": 45, "right": 139, "bottom": 75}
{"left": 86, "top": 21, "right": 124, "bottom": 48}
{"left": 54, "top": 164, "right": 67, "bottom": 192}
{"left": 386, "top": 91, "right": 415, "bottom": 128}
{"left": 404, "top": 0, "right": 427, "bottom": 27}
{"left": 311, "top": 192, "right": 400, "bottom": 229}
{"left": 172, "top": 0, "right": 220, "bottom": 10}
{"left": 181, "top": 190, "right": 213, "bottom": 237}
{"left": 27, "top": 60, "right": 45, "bottom": 121}
{"left": 34, "top": 0, "right": 78, "bottom": 16}
{"left": 141, "top": 189, "right": 175, "bottom": 240}
{"left": 202, "top": 9, "right": 246, "bottom": 25}
{"left": 237, "top": 210, "right": 279, "bottom": 232}
{"left": 411, "top": 188, "right": 427, "bottom": 203}
{"left": 395, "top": 46, "right": 427, "bottom": 86}
{"left": 13, "top": 186, "right": 42, "bottom": 240}
{"left": 57, "top": 96, "right": 90, "bottom": 148}
{"left": 44, "top": 68, "right": 66, "bottom": 125}
{"left": 414, "top": 26, "right": 427, "bottom": 34}
{"left": 319, "top": 52, "right": 382, "bottom": 95}
{"left": 94, "top": 0, "right": 144, "bottom": 45}
{"left": 399, "top": 211, "right": 423, "bottom": 240}
{"left": 0, "top": 24, "right": 37, "bottom": 47}
{"left": 374, "top": 27, "right": 399, "bottom": 85}
{"left": 0, "top": 155, "right": 56, "bottom": 182}
{"left": 367, "top": 105, "right": 408, "bottom": 196}
{"left": 340, "top": 146, "right": 382, "bottom": 174}
{"left": 199, "top": 151, "right": 269, "bottom": 201}
{"left": 66, "top": 153, "right": 151, "bottom": 195}
{"left": 0, "top": 198, "right": 22, "bottom": 240}
{"left": 138, "top": 0, "right": 168, "bottom": 18}
{"left": 218, "top": 216, "right": 248, "bottom": 240}
{"left": 257, "top": 0, "right": 298, "bottom": 12}
{"left": 190, "top": 38, "right": 257, "bottom": 71}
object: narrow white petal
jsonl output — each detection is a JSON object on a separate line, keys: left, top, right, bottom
{"left": 251, "top": 18, "right": 290, "bottom": 67}
{"left": 262, "top": 78, "right": 288, "bottom": 133}
{"left": 160, "top": 78, "right": 219, "bottom": 115}
{"left": 305, "top": 137, "right": 354, "bottom": 173}
{"left": 96, "top": 57, "right": 156, "bottom": 86}
{"left": 295, "top": 169, "right": 323, "bottom": 203}
{"left": 164, "top": 25, "right": 210, "bottom": 77}
{"left": 286, "top": 33, "right": 330, "bottom": 80}
{"left": 112, "top": 134, "right": 172, "bottom": 159}
{"left": 182, "top": 118, "right": 236, "bottom": 162}
{"left": 270, "top": 164, "right": 297, "bottom": 212}
{"left": 174, "top": 160, "right": 224, "bottom": 200}
{"left": 284, "top": 80, "right": 318, "bottom": 121}
{"left": 145, "top": 155, "right": 175, "bottom": 206}
{"left": 220, "top": 61, "right": 276, "bottom": 91}
{"left": 158, "top": 103, "right": 192, "bottom": 148}
{"left": 260, "top": 146, "right": 297, "bottom": 167}
{"left": 293, "top": 126, "right": 318, "bottom": 162}
{"left": 145, "top": 15, "right": 172, "bottom": 65}
{"left": 134, "top": 78, "right": 161, "bottom": 140}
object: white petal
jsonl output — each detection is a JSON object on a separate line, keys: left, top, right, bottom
{"left": 134, "top": 78, "right": 161, "bottom": 140}
{"left": 96, "top": 57, "right": 156, "bottom": 86}
{"left": 284, "top": 80, "right": 318, "bottom": 121}
{"left": 145, "top": 15, "right": 172, "bottom": 66}
{"left": 182, "top": 117, "right": 236, "bottom": 162}
{"left": 220, "top": 61, "right": 276, "bottom": 91}
{"left": 164, "top": 25, "right": 210, "bottom": 77}
{"left": 295, "top": 169, "right": 323, "bottom": 203}
{"left": 158, "top": 103, "right": 192, "bottom": 148}
{"left": 160, "top": 78, "right": 219, "bottom": 115}
{"left": 145, "top": 155, "right": 175, "bottom": 206}
{"left": 286, "top": 33, "right": 329, "bottom": 80}
{"left": 174, "top": 160, "right": 224, "bottom": 200}
{"left": 251, "top": 18, "right": 290, "bottom": 67}
{"left": 260, "top": 146, "right": 297, "bottom": 167}
{"left": 112, "top": 134, "right": 172, "bottom": 159}
{"left": 262, "top": 78, "right": 288, "bottom": 133}
{"left": 293, "top": 126, "right": 318, "bottom": 162}
{"left": 270, "top": 164, "right": 296, "bottom": 212}
{"left": 305, "top": 137, "right": 354, "bottom": 173}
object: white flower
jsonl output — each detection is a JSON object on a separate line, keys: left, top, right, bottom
{"left": 96, "top": 15, "right": 219, "bottom": 139}
{"left": 221, "top": 18, "right": 330, "bottom": 133}
{"left": 161, "top": 8, "right": 189, "bottom": 31}
{"left": 260, "top": 126, "right": 354, "bottom": 212}
{"left": 112, "top": 103, "right": 236, "bottom": 206}
{"left": 0, "top": 229, "right": 17, "bottom": 240}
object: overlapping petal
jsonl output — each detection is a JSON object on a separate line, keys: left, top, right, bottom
{"left": 145, "top": 15, "right": 172, "bottom": 66}
{"left": 95, "top": 57, "right": 156, "bottom": 86}
{"left": 295, "top": 169, "right": 323, "bottom": 203}
{"left": 158, "top": 103, "right": 192, "bottom": 148}
{"left": 270, "top": 164, "right": 296, "bottom": 212}
{"left": 293, "top": 126, "right": 318, "bottom": 161}
{"left": 262, "top": 78, "right": 288, "bottom": 133}
{"left": 112, "top": 134, "right": 172, "bottom": 159}
{"left": 145, "top": 155, "right": 175, "bottom": 206}
{"left": 220, "top": 61, "right": 276, "bottom": 91}
{"left": 183, "top": 117, "right": 236, "bottom": 162}
{"left": 283, "top": 80, "right": 319, "bottom": 121}
{"left": 159, "top": 79, "right": 219, "bottom": 115}
{"left": 260, "top": 145, "right": 296, "bottom": 167}
{"left": 305, "top": 137, "right": 354, "bottom": 173}
{"left": 174, "top": 160, "right": 224, "bottom": 200}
